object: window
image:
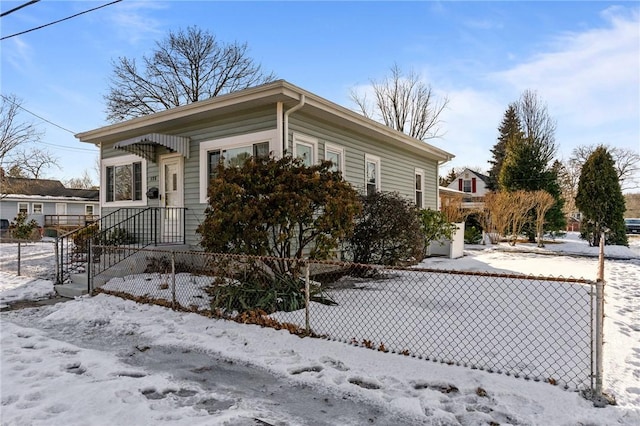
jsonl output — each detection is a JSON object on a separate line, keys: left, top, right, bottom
{"left": 102, "top": 154, "right": 147, "bottom": 206}
{"left": 463, "top": 179, "right": 472, "bottom": 193}
{"left": 293, "top": 133, "right": 318, "bottom": 167}
{"left": 85, "top": 205, "right": 94, "bottom": 215}
{"left": 365, "top": 154, "right": 381, "bottom": 196}
{"left": 32, "top": 203, "right": 43, "bottom": 214}
{"left": 415, "top": 169, "right": 424, "bottom": 209}
{"left": 18, "top": 203, "right": 28, "bottom": 215}
{"left": 199, "top": 130, "right": 278, "bottom": 203}
{"left": 325, "top": 144, "right": 344, "bottom": 173}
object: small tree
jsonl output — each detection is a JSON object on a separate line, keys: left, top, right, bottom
{"left": 576, "top": 146, "right": 627, "bottom": 246}
{"left": 531, "top": 190, "right": 555, "bottom": 247}
{"left": 9, "top": 213, "right": 39, "bottom": 240}
{"left": 347, "top": 192, "right": 424, "bottom": 266}
{"left": 197, "top": 155, "right": 361, "bottom": 266}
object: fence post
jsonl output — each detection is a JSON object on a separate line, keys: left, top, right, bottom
{"left": 87, "top": 238, "right": 92, "bottom": 294}
{"left": 54, "top": 237, "right": 60, "bottom": 284}
{"left": 304, "top": 260, "right": 310, "bottom": 335}
{"left": 171, "top": 251, "right": 176, "bottom": 310}
{"left": 593, "top": 231, "right": 606, "bottom": 407}
{"left": 17, "top": 242, "right": 21, "bottom": 276}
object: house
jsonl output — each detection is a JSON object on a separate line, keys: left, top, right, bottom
{"left": 446, "top": 168, "right": 490, "bottom": 209}
{"left": 0, "top": 175, "right": 99, "bottom": 233}
{"left": 76, "top": 80, "right": 454, "bottom": 249}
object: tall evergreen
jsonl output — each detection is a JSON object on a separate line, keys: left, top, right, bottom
{"left": 576, "top": 146, "right": 627, "bottom": 246}
{"left": 488, "top": 103, "right": 521, "bottom": 191}
{"left": 498, "top": 91, "right": 565, "bottom": 237}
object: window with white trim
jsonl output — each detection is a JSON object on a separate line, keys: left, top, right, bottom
{"left": 102, "top": 154, "right": 147, "bottom": 206}
{"left": 365, "top": 154, "right": 381, "bottom": 196}
{"left": 293, "top": 133, "right": 318, "bottom": 167}
{"left": 325, "top": 144, "right": 344, "bottom": 173}
{"left": 463, "top": 179, "right": 472, "bottom": 193}
{"left": 85, "top": 205, "right": 95, "bottom": 215}
{"left": 199, "top": 130, "right": 277, "bottom": 203}
{"left": 415, "top": 168, "right": 424, "bottom": 209}
{"left": 17, "top": 202, "right": 29, "bottom": 215}
{"left": 32, "top": 203, "right": 43, "bottom": 214}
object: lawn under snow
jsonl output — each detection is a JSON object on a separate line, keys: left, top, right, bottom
{"left": 1, "top": 233, "right": 639, "bottom": 425}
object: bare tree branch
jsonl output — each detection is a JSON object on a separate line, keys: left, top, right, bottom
{"left": 350, "top": 64, "right": 448, "bottom": 140}
{"left": 105, "top": 26, "right": 276, "bottom": 122}
{"left": 0, "top": 94, "right": 43, "bottom": 166}
{"left": 8, "top": 147, "right": 59, "bottom": 179}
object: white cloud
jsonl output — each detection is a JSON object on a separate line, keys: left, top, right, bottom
{"left": 5, "top": 38, "right": 33, "bottom": 73}
{"left": 104, "top": 1, "right": 167, "bottom": 45}
{"left": 492, "top": 7, "right": 640, "bottom": 129}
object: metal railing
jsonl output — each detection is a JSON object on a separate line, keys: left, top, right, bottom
{"left": 56, "top": 207, "right": 187, "bottom": 285}
{"left": 93, "top": 247, "right": 598, "bottom": 394}
{"left": 44, "top": 214, "right": 99, "bottom": 228}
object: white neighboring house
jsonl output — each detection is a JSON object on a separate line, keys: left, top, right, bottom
{"left": 0, "top": 176, "right": 99, "bottom": 234}
{"left": 446, "top": 168, "right": 490, "bottom": 209}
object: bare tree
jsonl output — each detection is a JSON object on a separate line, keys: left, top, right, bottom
{"left": 105, "top": 26, "right": 276, "bottom": 122}
{"left": 8, "top": 147, "right": 59, "bottom": 179}
{"left": 0, "top": 94, "right": 43, "bottom": 167}
{"left": 65, "top": 169, "right": 96, "bottom": 189}
{"left": 531, "top": 190, "right": 555, "bottom": 247}
{"left": 350, "top": 64, "right": 448, "bottom": 140}
{"left": 570, "top": 144, "right": 640, "bottom": 191}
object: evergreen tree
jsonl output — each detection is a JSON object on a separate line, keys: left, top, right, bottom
{"left": 488, "top": 103, "right": 521, "bottom": 191}
{"left": 576, "top": 146, "right": 627, "bottom": 246}
{"left": 498, "top": 91, "right": 565, "bottom": 238}
{"left": 439, "top": 168, "right": 458, "bottom": 187}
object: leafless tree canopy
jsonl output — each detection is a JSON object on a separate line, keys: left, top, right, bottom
{"left": 64, "top": 169, "right": 96, "bottom": 189}
{"left": 0, "top": 94, "right": 43, "bottom": 166}
{"left": 105, "top": 26, "right": 276, "bottom": 122}
{"left": 516, "top": 89, "right": 557, "bottom": 165}
{"left": 570, "top": 144, "right": 640, "bottom": 191}
{"left": 7, "top": 147, "right": 59, "bottom": 179}
{"left": 350, "top": 64, "right": 448, "bottom": 140}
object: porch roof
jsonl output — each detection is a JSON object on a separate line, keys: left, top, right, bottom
{"left": 113, "top": 133, "right": 190, "bottom": 162}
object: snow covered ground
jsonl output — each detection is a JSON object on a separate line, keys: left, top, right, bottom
{"left": 1, "top": 234, "right": 639, "bottom": 425}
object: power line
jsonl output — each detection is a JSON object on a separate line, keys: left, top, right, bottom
{"left": 1, "top": 93, "right": 76, "bottom": 134}
{"left": 1, "top": 0, "right": 40, "bottom": 18}
{"left": 1, "top": 0, "right": 122, "bottom": 41}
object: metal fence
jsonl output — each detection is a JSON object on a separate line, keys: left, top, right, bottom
{"left": 92, "top": 247, "right": 597, "bottom": 393}
{"left": 0, "top": 239, "right": 57, "bottom": 280}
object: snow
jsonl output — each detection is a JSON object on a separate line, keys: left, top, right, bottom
{"left": 1, "top": 234, "right": 639, "bottom": 425}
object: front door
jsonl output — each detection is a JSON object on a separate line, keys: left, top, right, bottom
{"left": 55, "top": 203, "right": 67, "bottom": 225}
{"left": 159, "top": 154, "right": 184, "bottom": 243}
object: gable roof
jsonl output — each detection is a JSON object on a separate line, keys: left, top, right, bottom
{"left": 76, "top": 80, "right": 455, "bottom": 163}
{"left": 1, "top": 177, "right": 99, "bottom": 200}
{"left": 456, "top": 168, "right": 490, "bottom": 185}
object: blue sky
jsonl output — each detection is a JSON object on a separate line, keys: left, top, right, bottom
{"left": 1, "top": 1, "right": 638, "bottom": 185}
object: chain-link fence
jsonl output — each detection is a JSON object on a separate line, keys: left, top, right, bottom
{"left": 0, "top": 239, "right": 57, "bottom": 280}
{"left": 93, "top": 247, "right": 595, "bottom": 392}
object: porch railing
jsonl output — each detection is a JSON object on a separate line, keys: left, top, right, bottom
{"left": 45, "top": 214, "right": 99, "bottom": 229}
{"left": 56, "top": 207, "right": 187, "bottom": 286}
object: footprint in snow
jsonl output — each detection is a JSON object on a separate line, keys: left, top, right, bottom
{"left": 348, "top": 376, "right": 382, "bottom": 390}
{"left": 289, "top": 365, "right": 323, "bottom": 375}
{"left": 320, "top": 356, "right": 349, "bottom": 371}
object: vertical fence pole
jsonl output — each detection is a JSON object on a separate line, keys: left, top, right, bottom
{"left": 171, "top": 251, "right": 176, "bottom": 310}
{"left": 54, "top": 237, "right": 60, "bottom": 284}
{"left": 87, "top": 238, "right": 92, "bottom": 294}
{"left": 17, "top": 242, "right": 21, "bottom": 276}
{"left": 304, "top": 260, "right": 310, "bottom": 335}
{"left": 593, "top": 231, "right": 605, "bottom": 406}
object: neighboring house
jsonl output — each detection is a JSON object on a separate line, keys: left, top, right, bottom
{"left": 446, "top": 168, "right": 490, "bottom": 209}
{"left": 0, "top": 176, "right": 99, "bottom": 231}
{"left": 76, "top": 80, "right": 454, "bottom": 249}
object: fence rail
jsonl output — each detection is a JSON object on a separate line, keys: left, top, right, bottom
{"left": 93, "top": 247, "right": 597, "bottom": 393}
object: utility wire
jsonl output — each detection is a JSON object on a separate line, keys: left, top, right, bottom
{"left": 1, "top": 0, "right": 122, "bottom": 41}
{"left": 1, "top": 0, "right": 40, "bottom": 18}
{"left": 1, "top": 93, "right": 76, "bottom": 134}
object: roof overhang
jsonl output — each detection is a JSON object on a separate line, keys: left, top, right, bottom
{"left": 113, "top": 133, "right": 190, "bottom": 163}
{"left": 76, "top": 80, "right": 455, "bottom": 163}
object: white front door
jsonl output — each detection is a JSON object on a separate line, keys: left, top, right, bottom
{"left": 159, "top": 154, "right": 184, "bottom": 243}
{"left": 55, "top": 203, "right": 67, "bottom": 225}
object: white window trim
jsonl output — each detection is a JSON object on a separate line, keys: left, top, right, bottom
{"left": 364, "top": 154, "right": 381, "bottom": 193}
{"left": 324, "top": 143, "right": 345, "bottom": 173}
{"left": 292, "top": 133, "right": 318, "bottom": 166}
{"left": 199, "top": 130, "right": 278, "bottom": 203}
{"left": 32, "top": 203, "right": 43, "bottom": 214}
{"left": 85, "top": 204, "right": 96, "bottom": 215}
{"left": 101, "top": 154, "right": 147, "bottom": 207}
{"left": 17, "top": 202, "right": 29, "bottom": 215}
{"left": 415, "top": 168, "right": 424, "bottom": 208}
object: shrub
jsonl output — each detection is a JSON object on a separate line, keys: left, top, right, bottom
{"left": 9, "top": 213, "right": 40, "bottom": 240}
{"left": 347, "top": 192, "right": 424, "bottom": 266}
{"left": 464, "top": 226, "right": 483, "bottom": 244}
{"left": 418, "top": 209, "right": 457, "bottom": 249}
